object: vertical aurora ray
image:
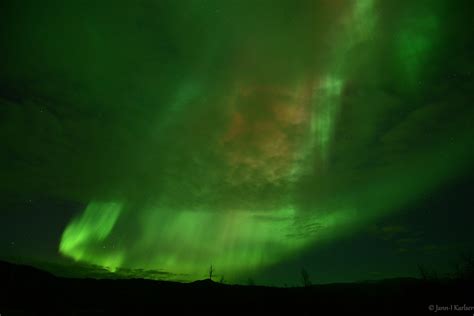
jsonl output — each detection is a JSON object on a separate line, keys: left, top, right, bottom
{"left": 309, "top": 76, "right": 343, "bottom": 163}
{"left": 307, "top": 0, "right": 376, "bottom": 165}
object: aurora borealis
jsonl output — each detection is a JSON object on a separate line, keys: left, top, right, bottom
{"left": 1, "top": 0, "right": 474, "bottom": 285}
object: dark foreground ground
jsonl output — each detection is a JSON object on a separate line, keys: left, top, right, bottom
{"left": 0, "top": 260, "right": 473, "bottom": 315}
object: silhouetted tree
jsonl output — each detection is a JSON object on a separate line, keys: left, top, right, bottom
{"left": 417, "top": 264, "right": 438, "bottom": 281}
{"left": 417, "top": 264, "right": 429, "bottom": 280}
{"left": 219, "top": 275, "right": 225, "bottom": 284}
{"left": 301, "top": 268, "right": 312, "bottom": 287}
{"left": 454, "top": 252, "right": 474, "bottom": 280}
{"left": 209, "top": 265, "right": 214, "bottom": 280}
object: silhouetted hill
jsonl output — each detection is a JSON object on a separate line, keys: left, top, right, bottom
{"left": 189, "top": 278, "right": 222, "bottom": 287}
{"left": 0, "top": 260, "right": 473, "bottom": 315}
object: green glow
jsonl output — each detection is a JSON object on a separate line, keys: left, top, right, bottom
{"left": 58, "top": 0, "right": 385, "bottom": 282}
{"left": 35, "top": 0, "right": 472, "bottom": 285}
{"left": 60, "top": 202, "right": 365, "bottom": 280}
{"left": 397, "top": 13, "right": 440, "bottom": 87}
{"left": 59, "top": 130, "right": 472, "bottom": 281}
{"left": 60, "top": 204, "right": 314, "bottom": 279}
{"left": 59, "top": 129, "right": 472, "bottom": 281}
{"left": 59, "top": 202, "right": 124, "bottom": 271}
{"left": 137, "top": 206, "right": 308, "bottom": 276}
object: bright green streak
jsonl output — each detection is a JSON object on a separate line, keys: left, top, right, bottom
{"left": 60, "top": 204, "right": 312, "bottom": 279}
{"left": 310, "top": 76, "right": 343, "bottom": 163}
{"left": 309, "top": 0, "right": 376, "bottom": 163}
{"left": 59, "top": 201, "right": 124, "bottom": 271}
{"left": 60, "top": 202, "right": 362, "bottom": 280}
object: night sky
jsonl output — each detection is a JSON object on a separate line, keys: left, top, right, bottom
{"left": 1, "top": 0, "right": 474, "bottom": 285}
